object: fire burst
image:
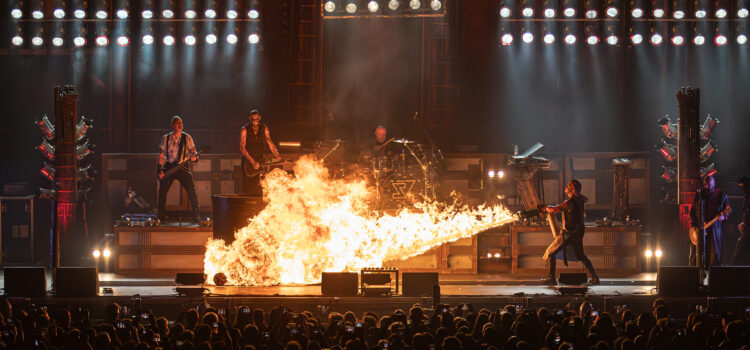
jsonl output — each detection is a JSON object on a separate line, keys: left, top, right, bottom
{"left": 204, "top": 156, "right": 517, "bottom": 286}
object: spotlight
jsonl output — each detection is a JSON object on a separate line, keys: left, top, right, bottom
{"left": 488, "top": 170, "right": 495, "bottom": 178}
{"left": 54, "top": 8, "right": 66, "bottom": 18}
{"left": 184, "top": 35, "right": 196, "bottom": 46}
{"left": 346, "top": 3, "right": 357, "bottom": 13}
{"left": 11, "top": 35, "right": 23, "bottom": 46}
{"left": 653, "top": 8, "right": 664, "bottom": 18}
{"left": 607, "top": 35, "right": 618, "bottom": 45}
{"left": 142, "top": 34, "right": 154, "bottom": 45}
{"left": 74, "top": 9, "right": 86, "bottom": 18}
{"left": 116, "top": 36, "right": 130, "bottom": 47}
{"left": 631, "top": 33, "right": 643, "bottom": 45}
{"left": 32, "top": 10, "right": 44, "bottom": 19}
{"left": 162, "top": 9, "right": 174, "bottom": 18}
{"left": 694, "top": 34, "right": 705, "bottom": 45}
{"left": 248, "top": 9, "right": 259, "bottom": 18}
{"left": 96, "top": 10, "right": 108, "bottom": 19}
{"left": 227, "top": 9, "right": 238, "bottom": 18}
{"left": 740, "top": 8, "right": 749, "bottom": 18}
{"left": 657, "top": 141, "right": 676, "bottom": 161}
{"left": 738, "top": 34, "right": 748, "bottom": 44}
{"left": 563, "top": 7, "right": 576, "bottom": 17}
{"left": 93, "top": 249, "right": 101, "bottom": 258}
{"left": 95, "top": 35, "right": 108, "bottom": 47}
{"left": 227, "top": 33, "right": 238, "bottom": 45}
{"left": 206, "top": 34, "right": 217, "bottom": 44}
{"left": 661, "top": 166, "right": 676, "bottom": 182}
{"left": 103, "top": 248, "right": 111, "bottom": 258}
{"left": 544, "top": 33, "right": 556, "bottom": 44}
{"left": 695, "top": 9, "right": 706, "bottom": 18}
{"left": 645, "top": 249, "right": 653, "bottom": 258}
{"left": 324, "top": 1, "right": 336, "bottom": 12}
{"left": 673, "top": 10, "right": 684, "bottom": 18}
{"left": 185, "top": 10, "right": 197, "bottom": 18}
{"left": 497, "top": 170, "right": 504, "bottom": 178}
{"left": 654, "top": 249, "right": 662, "bottom": 258}
{"left": 31, "top": 36, "right": 44, "bottom": 46}
{"left": 430, "top": 0, "right": 442, "bottom": 10}
{"left": 544, "top": 8, "right": 556, "bottom": 17}
{"left": 586, "top": 9, "right": 598, "bottom": 18}
{"left": 117, "top": 9, "right": 129, "bottom": 19}
{"left": 587, "top": 35, "right": 599, "bottom": 45}
{"left": 409, "top": 0, "right": 421, "bottom": 10}
{"left": 631, "top": 7, "right": 643, "bottom": 17}
{"left": 650, "top": 33, "right": 663, "bottom": 46}
{"left": 701, "top": 163, "right": 718, "bottom": 178}
{"left": 606, "top": 7, "right": 618, "bottom": 17}
{"left": 163, "top": 35, "right": 175, "bottom": 46}
{"left": 52, "top": 37, "right": 64, "bottom": 46}
{"left": 500, "top": 7, "right": 512, "bottom": 17}
{"left": 248, "top": 33, "right": 260, "bottom": 44}
{"left": 658, "top": 116, "right": 677, "bottom": 139}
{"left": 487, "top": 253, "right": 492, "bottom": 258}
{"left": 522, "top": 5, "right": 534, "bottom": 17}
{"left": 522, "top": 32, "right": 534, "bottom": 43}
{"left": 142, "top": 10, "right": 153, "bottom": 18}
{"left": 715, "top": 8, "right": 727, "bottom": 18}
{"left": 565, "top": 34, "right": 577, "bottom": 44}
{"left": 368, "top": 1, "right": 380, "bottom": 12}
{"left": 388, "top": 0, "right": 400, "bottom": 10}
{"left": 205, "top": 9, "right": 216, "bottom": 18}
{"left": 501, "top": 33, "right": 513, "bottom": 45}
{"left": 715, "top": 34, "right": 727, "bottom": 46}
{"left": 74, "top": 36, "right": 86, "bottom": 47}
{"left": 494, "top": 253, "right": 501, "bottom": 258}
{"left": 11, "top": 8, "right": 23, "bottom": 19}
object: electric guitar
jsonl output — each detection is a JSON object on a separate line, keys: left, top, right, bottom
{"left": 242, "top": 158, "right": 290, "bottom": 177}
{"left": 689, "top": 206, "right": 731, "bottom": 246}
{"left": 160, "top": 146, "right": 212, "bottom": 179}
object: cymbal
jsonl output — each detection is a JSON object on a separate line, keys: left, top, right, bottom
{"left": 392, "top": 138, "right": 416, "bottom": 144}
{"left": 321, "top": 139, "right": 350, "bottom": 143}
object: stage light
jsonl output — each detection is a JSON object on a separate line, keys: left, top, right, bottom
{"left": 606, "top": 7, "right": 618, "bottom": 17}
{"left": 565, "top": 34, "right": 577, "bottom": 44}
{"left": 248, "top": 9, "right": 259, "bottom": 18}
{"left": 522, "top": 8, "right": 534, "bottom": 17}
{"left": 673, "top": 10, "right": 684, "bottom": 18}
{"left": 631, "top": 33, "right": 643, "bottom": 44}
{"left": 650, "top": 33, "right": 663, "bottom": 45}
{"left": 74, "top": 36, "right": 86, "bottom": 47}
{"left": 410, "top": 0, "right": 421, "bottom": 10}
{"left": 715, "top": 34, "right": 727, "bottom": 46}
{"left": 500, "top": 7, "right": 512, "bottom": 17}
{"left": 185, "top": 10, "right": 197, "bottom": 18}
{"left": 487, "top": 253, "right": 492, "bottom": 258}
{"left": 117, "top": 35, "right": 130, "bottom": 47}
{"left": 388, "top": 0, "right": 400, "bottom": 10}
{"left": 117, "top": 9, "right": 129, "bottom": 19}
{"left": 227, "top": 33, "right": 238, "bottom": 45}
{"left": 31, "top": 36, "right": 43, "bottom": 46}
{"left": 738, "top": 34, "right": 748, "bottom": 44}
{"left": 544, "top": 33, "right": 556, "bottom": 44}
{"left": 657, "top": 142, "right": 676, "bottom": 161}
{"left": 488, "top": 170, "right": 495, "bottom": 178}
{"left": 645, "top": 249, "right": 653, "bottom": 258}
{"left": 12, "top": 35, "right": 23, "bottom": 46}
{"left": 694, "top": 34, "right": 705, "bottom": 45}
{"left": 564, "top": 7, "right": 576, "bottom": 17}
{"left": 586, "top": 9, "right": 598, "bottom": 18}
{"left": 93, "top": 249, "right": 101, "bottom": 258}
{"left": 544, "top": 8, "right": 556, "bottom": 17}
{"left": 346, "top": 3, "right": 357, "bottom": 13}
{"left": 32, "top": 10, "right": 44, "bottom": 19}
{"left": 521, "top": 0, "right": 533, "bottom": 17}
{"left": 368, "top": 1, "right": 380, "bottom": 12}
{"left": 587, "top": 35, "right": 599, "bottom": 45}
{"left": 501, "top": 33, "right": 513, "bottom": 45}
{"left": 661, "top": 166, "right": 676, "bottom": 182}
{"left": 631, "top": 7, "right": 643, "bottom": 17}
{"left": 654, "top": 249, "right": 662, "bottom": 258}
{"left": 658, "top": 116, "right": 677, "bottom": 139}
{"left": 103, "top": 248, "right": 111, "bottom": 258}
{"left": 95, "top": 35, "right": 108, "bottom": 46}
{"left": 716, "top": 8, "right": 727, "bottom": 18}
{"left": 200, "top": 33, "right": 214, "bottom": 44}
{"left": 74, "top": 8, "right": 86, "bottom": 18}
{"left": 11, "top": 7, "right": 23, "bottom": 19}
{"left": 96, "top": 10, "right": 108, "bottom": 19}
{"left": 652, "top": 1, "right": 664, "bottom": 18}
{"left": 522, "top": 32, "right": 534, "bottom": 43}
{"left": 430, "top": 0, "right": 442, "bottom": 10}
{"left": 667, "top": 34, "right": 683, "bottom": 45}
{"left": 142, "top": 34, "right": 154, "bottom": 45}
{"left": 52, "top": 36, "right": 64, "bottom": 46}
{"left": 740, "top": 8, "right": 749, "bottom": 18}
{"left": 695, "top": 9, "right": 706, "bottom": 17}
{"left": 142, "top": 9, "right": 153, "bottom": 18}
{"left": 54, "top": 8, "right": 66, "bottom": 18}
{"left": 248, "top": 33, "right": 260, "bottom": 44}
{"left": 227, "top": 9, "right": 238, "bottom": 18}
{"left": 607, "top": 35, "right": 618, "bottom": 45}
{"left": 494, "top": 253, "right": 501, "bottom": 258}
{"left": 160, "top": 9, "right": 172, "bottom": 18}
{"left": 497, "top": 170, "right": 504, "bottom": 178}
{"left": 324, "top": 1, "right": 336, "bottom": 12}
{"left": 184, "top": 35, "right": 196, "bottom": 46}
{"left": 205, "top": 9, "right": 217, "bottom": 18}
{"left": 163, "top": 35, "right": 175, "bottom": 46}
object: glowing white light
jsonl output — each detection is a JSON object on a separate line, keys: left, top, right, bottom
{"left": 93, "top": 249, "right": 101, "bottom": 258}
{"left": 11, "top": 8, "right": 23, "bottom": 19}
{"left": 653, "top": 8, "right": 664, "bottom": 18}
{"left": 54, "top": 8, "right": 66, "bottom": 18}
{"left": 544, "top": 33, "right": 555, "bottom": 44}
{"left": 184, "top": 35, "right": 196, "bottom": 46}
{"left": 185, "top": 10, "right": 197, "bottom": 18}
{"left": 345, "top": 3, "right": 357, "bottom": 13}
{"left": 501, "top": 33, "right": 513, "bottom": 45}
{"left": 631, "top": 34, "right": 643, "bottom": 45}
{"left": 565, "top": 34, "right": 577, "bottom": 45}
{"left": 499, "top": 7, "right": 511, "bottom": 18}
{"left": 654, "top": 249, "right": 663, "bottom": 258}
{"left": 645, "top": 249, "right": 653, "bottom": 258}
{"left": 139, "top": 10, "right": 152, "bottom": 19}
{"left": 117, "top": 36, "right": 130, "bottom": 46}
{"left": 74, "top": 9, "right": 86, "bottom": 18}
{"left": 544, "top": 8, "right": 556, "bottom": 18}
{"left": 671, "top": 35, "right": 684, "bottom": 46}
{"left": 716, "top": 9, "right": 727, "bottom": 18}
{"left": 31, "top": 36, "right": 43, "bottom": 46}
{"left": 587, "top": 35, "right": 599, "bottom": 45}
{"left": 606, "top": 35, "right": 618, "bottom": 45}
{"left": 651, "top": 33, "right": 663, "bottom": 46}
{"left": 487, "top": 170, "right": 495, "bottom": 178}
{"left": 248, "top": 9, "right": 259, "bottom": 18}
{"left": 248, "top": 33, "right": 260, "bottom": 44}
{"left": 522, "top": 7, "right": 534, "bottom": 17}
{"left": 493, "top": 253, "right": 501, "bottom": 258}
{"left": 206, "top": 34, "right": 217, "bottom": 44}
{"left": 11, "top": 35, "right": 23, "bottom": 46}
{"left": 694, "top": 35, "right": 705, "bottom": 45}
{"left": 563, "top": 7, "right": 576, "bottom": 17}
{"left": 430, "top": 0, "right": 441, "bottom": 10}
{"left": 163, "top": 9, "right": 174, "bottom": 18}
{"left": 205, "top": 9, "right": 217, "bottom": 18}
{"left": 522, "top": 32, "right": 534, "bottom": 43}
{"left": 388, "top": 0, "right": 400, "bottom": 11}
{"left": 695, "top": 9, "right": 706, "bottom": 18}
{"left": 487, "top": 253, "right": 492, "bottom": 258}
{"left": 368, "top": 1, "right": 379, "bottom": 12}
{"left": 142, "top": 34, "right": 154, "bottom": 45}
{"left": 606, "top": 7, "right": 618, "bottom": 17}
{"left": 74, "top": 36, "right": 86, "bottom": 47}
{"left": 497, "top": 170, "right": 504, "bottom": 178}
{"left": 738, "top": 34, "right": 748, "bottom": 45}
{"left": 227, "top": 33, "right": 238, "bottom": 45}
{"left": 52, "top": 37, "right": 64, "bottom": 46}
{"left": 673, "top": 10, "right": 684, "bottom": 19}
{"left": 585, "top": 9, "right": 597, "bottom": 18}
{"left": 103, "top": 249, "right": 111, "bottom": 258}
{"left": 117, "top": 9, "right": 129, "bottom": 19}
{"left": 96, "top": 10, "right": 108, "bottom": 19}
{"left": 409, "top": 0, "right": 421, "bottom": 10}
{"left": 739, "top": 8, "right": 749, "bottom": 18}
{"left": 95, "top": 36, "right": 108, "bottom": 46}
{"left": 32, "top": 10, "right": 44, "bottom": 19}
{"left": 163, "top": 35, "right": 175, "bottom": 46}
{"left": 631, "top": 8, "right": 643, "bottom": 18}
{"left": 227, "top": 10, "right": 238, "bottom": 18}
{"left": 715, "top": 35, "right": 727, "bottom": 46}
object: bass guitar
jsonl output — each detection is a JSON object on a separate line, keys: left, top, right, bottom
{"left": 689, "top": 206, "right": 731, "bottom": 246}
{"left": 160, "top": 146, "right": 212, "bottom": 178}
{"left": 243, "top": 158, "right": 290, "bottom": 177}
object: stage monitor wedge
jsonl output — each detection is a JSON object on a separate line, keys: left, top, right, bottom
{"left": 708, "top": 266, "right": 750, "bottom": 297}
{"left": 657, "top": 266, "right": 700, "bottom": 297}
{"left": 321, "top": 272, "right": 358, "bottom": 296}
{"left": 54, "top": 267, "right": 99, "bottom": 297}
{"left": 402, "top": 272, "right": 439, "bottom": 296}
{"left": 559, "top": 273, "right": 588, "bottom": 285}
{"left": 4, "top": 267, "right": 47, "bottom": 297}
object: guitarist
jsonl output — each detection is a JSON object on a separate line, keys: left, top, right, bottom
{"left": 689, "top": 175, "right": 731, "bottom": 267}
{"left": 157, "top": 116, "right": 200, "bottom": 220}
{"left": 239, "top": 110, "right": 281, "bottom": 195}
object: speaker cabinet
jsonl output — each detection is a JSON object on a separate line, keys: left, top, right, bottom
{"left": 175, "top": 273, "right": 207, "bottom": 285}
{"left": 321, "top": 272, "right": 358, "bottom": 296}
{"left": 709, "top": 266, "right": 750, "bottom": 296}
{"left": 658, "top": 266, "right": 700, "bottom": 297}
{"left": 402, "top": 272, "right": 439, "bottom": 296}
{"left": 559, "top": 273, "right": 588, "bottom": 285}
{"left": 4, "top": 267, "right": 46, "bottom": 297}
{"left": 54, "top": 267, "right": 99, "bottom": 297}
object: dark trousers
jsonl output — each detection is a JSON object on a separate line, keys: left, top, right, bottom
{"left": 545, "top": 233, "right": 598, "bottom": 279}
{"left": 242, "top": 174, "right": 263, "bottom": 196}
{"left": 732, "top": 233, "right": 750, "bottom": 265}
{"left": 158, "top": 167, "right": 199, "bottom": 218}
{"left": 689, "top": 228, "right": 722, "bottom": 267}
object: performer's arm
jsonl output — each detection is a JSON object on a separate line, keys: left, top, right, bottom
{"left": 240, "top": 128, "right": 259, "bottom": 168}
{"left": 545, "top": 198, "right": 570, "bottom": 214}
{"left": 187, "top": 134, "right": 198, "bottom": 162}
{"left": 157, "top": 136, "right": 166, "bottom": 179}
{"left": 265, "top": 127, "right": 281, "bottom": 159}
{"left": 719, "top": 193, "right": 731, "bottom": 221}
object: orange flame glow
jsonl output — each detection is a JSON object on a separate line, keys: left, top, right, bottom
{"left": 204, "top": 156, "right": 517, "bottom": 286}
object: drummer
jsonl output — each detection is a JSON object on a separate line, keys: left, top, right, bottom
{"left": 367, "top": 125, "right": 396, "bottom": 157}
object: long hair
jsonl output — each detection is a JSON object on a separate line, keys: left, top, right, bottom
{"left": 569, "top": 179, "right": 588, "bottom": 203}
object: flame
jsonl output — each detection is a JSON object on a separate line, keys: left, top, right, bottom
{"left": 204, "top": 156, "right": 517, "bottom": 286}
